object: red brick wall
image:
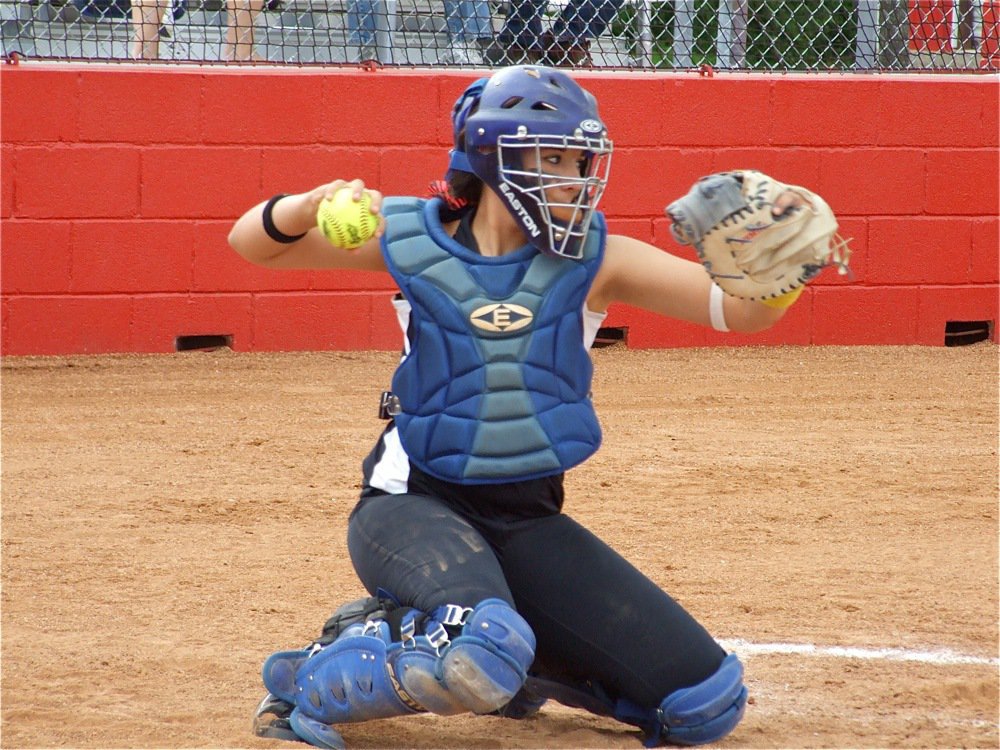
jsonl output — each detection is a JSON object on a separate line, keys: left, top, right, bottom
{"left": 1, "top": 65, "right": 997, "bottom": 354}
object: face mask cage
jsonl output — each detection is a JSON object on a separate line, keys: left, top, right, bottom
{"left": 495, "top": 130, "right": 613, "bottom": 260}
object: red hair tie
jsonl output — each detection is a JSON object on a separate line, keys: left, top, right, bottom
{"left": 428, "top": 180, "right": 468, "bottom": 211}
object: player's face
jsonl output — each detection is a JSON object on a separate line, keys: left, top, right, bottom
{"left": 521, "top": 147, "right": 590, "bottom": 223}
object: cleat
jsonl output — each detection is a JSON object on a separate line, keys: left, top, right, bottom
{"left": 252, "top": 692, "right": 303, "bottom": 743}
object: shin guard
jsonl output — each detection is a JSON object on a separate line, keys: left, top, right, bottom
{"left": 518, "top": 654, "right": 747, "bottom": 747}
{"left": 652, "top": 653, "right": 748, "bottom": 746}
{"left": 261, "top": 597, "right": 536, "bottom": 740}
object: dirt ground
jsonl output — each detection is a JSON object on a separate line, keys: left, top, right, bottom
{"left": 2, "top": 344, "right": 997, "bottom": 749}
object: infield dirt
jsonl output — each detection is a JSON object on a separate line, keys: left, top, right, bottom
{"left": 2, "top": 344, "right": 997, "bottom": 749}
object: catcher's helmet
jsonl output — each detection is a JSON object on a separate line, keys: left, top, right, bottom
{"left": 448, "top": 65, "right": 612, "bottom": 260}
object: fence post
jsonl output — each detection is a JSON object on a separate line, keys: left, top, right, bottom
{"left": 673, "top": 0, "right": 695, "bottom": 67}
{"left": 374, "top": 0, "right": 395, "bottom": 63}
{"left": 856, "top": 0, "right": 878, "bottom": 68}
{"left": 635, "top": 0, "right": 654, "bottom": 66}
{"left": 879, "top": 0, "right": 910, "bottom": 67}
{"left": 715, "top": 0, "right": 746, "bottom": 68}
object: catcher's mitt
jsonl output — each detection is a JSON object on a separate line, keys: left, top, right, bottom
{"left": 666, "top": 170, "right": 850, "bottom": 302}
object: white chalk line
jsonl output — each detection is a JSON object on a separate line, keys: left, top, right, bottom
{"left": 718, "top": 638, "right": 999, "bottom": 667}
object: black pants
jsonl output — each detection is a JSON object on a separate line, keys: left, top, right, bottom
{"left": 347, "top": 488, "right": 725, "bottom": 711}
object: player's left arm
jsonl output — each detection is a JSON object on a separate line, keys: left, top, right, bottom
{"left": 588, "top": 189, "right": 812, "bottom": 331}
{"left": 589, "top": 235, "right": 785, "bottom": 333}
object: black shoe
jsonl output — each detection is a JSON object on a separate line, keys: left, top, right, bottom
{"left": 481, "top": 39, "right": 542, "bottom": 66}
{"left": 541, "top": 31, "right": 592, "bottom": 67}
{"left": 490, "top": 683, "right": 548, "bottom": 719}
{"left": 252, "top": 693, "right": 304, "bottom": 744}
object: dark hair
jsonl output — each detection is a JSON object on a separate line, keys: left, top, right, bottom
{"left": 429, "top": 170, "right": 484, "bottom": 222}
{"left": 449, "top": 171, "right": 484, "bottom": 206}
{"left": 428, "top": 115, "right": 489, "bottom": 222}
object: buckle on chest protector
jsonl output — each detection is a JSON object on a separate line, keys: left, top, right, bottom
{"left": 379, "top": 391, "right": 401, "bottom": 420}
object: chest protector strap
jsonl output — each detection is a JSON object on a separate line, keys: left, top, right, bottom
{"left": 380, "top": 197, "right": 605, "bottom": 484}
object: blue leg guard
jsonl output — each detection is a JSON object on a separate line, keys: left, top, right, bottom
{"left": 652, "top": 653, "right": 748, "bottom": 747}
{"left": 263, "top": 621, "right": 446, "bottom": 724}
{"left": 438, "top": 598, "right": 537, "bottom": 714}
{"left": 261, "top": 598, "right": 535, "bottom": 745}
{"left": 502, "top": 657, "right": 746, "bottom": 747}
{"left": 288, "top": 709, "right": 347, "bottom": 750}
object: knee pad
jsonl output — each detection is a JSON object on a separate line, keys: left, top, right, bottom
{"left": 390, "top": 598, "right": 536, "bottom": 716}
{"left": 438, "top": 598, "right": 536, "bottom": 714}
{"left": 654, "top": 653, "right": 748, "bottom": 746}
{"left": 261, "top": 598, "right": 536, "bottom": 731}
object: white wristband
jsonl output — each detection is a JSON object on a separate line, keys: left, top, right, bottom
{"left": 709, "top": 282, "right": 730, "bottom": 332}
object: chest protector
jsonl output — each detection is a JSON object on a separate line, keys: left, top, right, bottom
{"left": 381, "top": 197, "right": 605, "bottom": 485}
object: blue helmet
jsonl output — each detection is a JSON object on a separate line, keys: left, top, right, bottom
{"left": 448, "top": 66, "right": 613, "bottom": 260}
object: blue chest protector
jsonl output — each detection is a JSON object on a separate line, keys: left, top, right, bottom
{"left": 380, "top": 197, "right": 605, "bottom": 485}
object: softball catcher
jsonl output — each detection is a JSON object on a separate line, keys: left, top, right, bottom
{"left": 229, "top": 64, "right": 849, "bottom": 749}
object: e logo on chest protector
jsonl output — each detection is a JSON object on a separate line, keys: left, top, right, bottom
{"left": 469, "top": 303, "right": 534, "bottom": 333}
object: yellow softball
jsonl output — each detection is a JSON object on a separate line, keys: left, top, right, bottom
{"left": 316, "top": 188, "right": 378, "bottom": 250}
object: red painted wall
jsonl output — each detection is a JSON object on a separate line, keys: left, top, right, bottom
{"left": 907, "top": 1, "right": 1000, "bottom": 67}
{"left": 1, "top": 65, "right": 997, "bottom": 354}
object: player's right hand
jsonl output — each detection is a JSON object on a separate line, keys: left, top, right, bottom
{"left": 307, "top": 180, "right": 383, "bottom": 220}
{"left": 296, "top": 180, "right": 384, "bottom": 244}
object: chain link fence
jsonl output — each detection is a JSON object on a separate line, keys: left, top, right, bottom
{"left": 1, "top": 0, "right": 995, "bottom": 69}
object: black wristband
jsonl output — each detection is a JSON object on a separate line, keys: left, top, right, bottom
{"left": 262, "top": 194, "right": 308, "bottom": 244}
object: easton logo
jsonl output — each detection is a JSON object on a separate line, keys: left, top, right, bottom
{"left": 498, "top": 184, "right": 541, "bottom": 237}
{"left": 470, "top": 303, "right": 534, "bottom": 333}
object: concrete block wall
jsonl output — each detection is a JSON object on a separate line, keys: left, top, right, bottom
{"left": 1, "top": 64, "right": 997, "bottom": 354}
